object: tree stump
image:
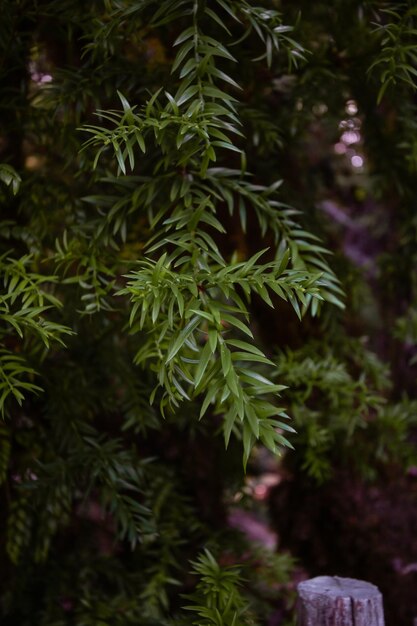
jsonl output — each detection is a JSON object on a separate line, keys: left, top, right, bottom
{"left": 296, "top": 576, "right": 385, "bottom": 626}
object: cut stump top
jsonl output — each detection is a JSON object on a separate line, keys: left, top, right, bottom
{"left": 298, "top": 576, "right": 381, "bottom": 599}
{"left": 297, "top": 576, "right": 385, "bottom": 626}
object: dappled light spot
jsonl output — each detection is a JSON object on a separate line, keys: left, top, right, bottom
{"left": 334, "top": 142, "right": 347, "bottom": 154}
{"left": 351, "top": 155, "right": 364, "bottom": 168}
{"left": 346, "top": 99, "right": 358, "bottom": 115}
{"left": 341, "top": 130, "right": 361, "bottom": 145}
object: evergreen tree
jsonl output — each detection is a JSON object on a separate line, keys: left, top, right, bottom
{"left": 1, "top": 1, "right": 417, "bottom": 624}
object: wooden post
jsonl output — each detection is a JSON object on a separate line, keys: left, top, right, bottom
{"left": 296, "top": 576, "right": 385, "bottom": 626}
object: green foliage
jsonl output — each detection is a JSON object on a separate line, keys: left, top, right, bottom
{"left": 182, "top": 550, "right": 256, "bottom": 626}
{"left": 369, "top": 3, "right": 417, "bottom": 103}
{"left": 1, "top": 0, "right": 417, "bottom": 624}
{"left": 79, "top": 0, "right": 342, "bottom": 466}
{"left": 0, "top": 254, "right": 72, "bottom": 415}
{"left": 182, "top": 547, "right": 296, "bottom": 626}
{"left": 0, "top": 164, "right": 21, "bottom": 195}
{"left": 275, "top": 341, "right": 417, "bottom": 481}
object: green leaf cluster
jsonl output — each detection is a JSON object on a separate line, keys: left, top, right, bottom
{"left": 182, "top": 550, "right": 256, "bottom": 626}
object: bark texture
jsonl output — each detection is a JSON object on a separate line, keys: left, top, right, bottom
{"left": 296, "top": 576, "right": 385, "bottom": 626}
